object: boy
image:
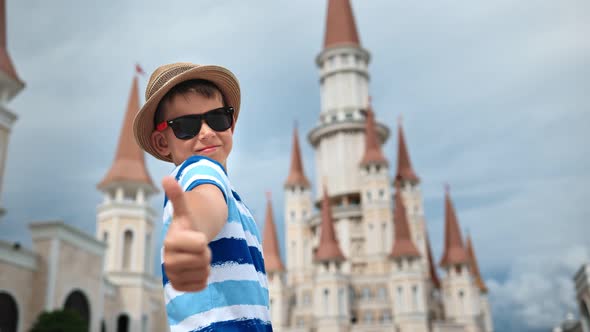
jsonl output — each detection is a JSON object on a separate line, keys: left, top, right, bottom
{"left": 133, "top": 62, "right": 272, "bottom": 331}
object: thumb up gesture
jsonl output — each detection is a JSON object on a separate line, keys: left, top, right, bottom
{"left": 162, "top": 176, "right": 211, "bottom": 292}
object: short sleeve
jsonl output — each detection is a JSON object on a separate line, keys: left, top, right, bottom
{"left": 175, "top": 156, "right": 230, "bottom": 203}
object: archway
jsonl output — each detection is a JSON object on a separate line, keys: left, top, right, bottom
{"left": 63, "top": 290, "right": 90, "bottom": 329}
{"left": 0, "top": 292, "right": 18, "bottom": 332}
{"left": 117, "top": 314, "right": 130, "bottom": 332}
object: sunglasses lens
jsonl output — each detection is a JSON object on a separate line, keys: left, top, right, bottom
{"left": 205, "top": 110, "right": 233, "bottom": 131}
{"left": 170, "top": 117, "right": 201, "bottom": 139}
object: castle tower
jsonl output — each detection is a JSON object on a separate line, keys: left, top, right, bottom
{"left": 466, "top": 234, "right": 494, "bottom": 332}
{"left": 389, "top": 187, "right": 429, "bottom": 332}
{"left": 263, "top": 193, "right": 288, "bottom": 329}
{"left": 309, "top": 0, "right": 389, "bottom": 201}
{"left": 425, "top": 231, "right": 445, "bottom": 325}
{"left": 394, "top": 120, "right": 428, "bottom": 263}
{"left": 358, "top": 99, "right": 392, "bottom": 265}
{"left": 284, "top": 125, "right": 314, "bottom": 284}
{"left": 0, "top": 0, "right": 24, "bottom": 218}
{"left": 96, "top": 71, "right": 160, "bottom": 331}
{"left": 439, "top": 187, "right": 482, "bottom": 332}
{"left": 313, "top": 185, "right": 350, "bottom": 332}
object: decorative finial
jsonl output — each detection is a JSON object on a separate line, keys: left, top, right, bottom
{"left": 398, "top": 114, "right": 403, "bottom": 126}
{"left": 266, "top": 190, "right": 272, "bottom": 201}
{"left": 135, "top": 63, "right": 145, "bottom": 76}
{"left": 444, "top": 182, "right": 450, "bottom": 193}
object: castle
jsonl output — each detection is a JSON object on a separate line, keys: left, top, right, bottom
{"left": 0, "top": 0, "right": 500, "bottom": 331}
{"left": 261, "top": 1, "right": 494, "bottom": 331}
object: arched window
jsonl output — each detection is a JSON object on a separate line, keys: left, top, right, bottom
{"left": 396, "top": 286, "right": 403, "bottom": 311}
{"left": 458, "top": 290, "right": 465, "bottom": 315}
{"left": 63, "top": 290, "right": 90, "bottom": 329}
{"left": 412, "top": 285, "right": 419, "bottom": 311}
{"left": 117, "top": 314, "right": 129, "bottom": 332}
{"left": 101, "top": 319, "right": 107, "bottom": 332}
{"left": 0, "top": 292, "right": 18, "bottom": 332}
{"left": 323, "top": 289, "right": 329, "bottom": 313}
{"left": 123, "top": 230, "right": 133, "bottom": 270}
{"left": 144, "top": 233, "right": 151, "bottom": 273}
{"left": 338, "top": 288, "right": 345, "bottom": 315}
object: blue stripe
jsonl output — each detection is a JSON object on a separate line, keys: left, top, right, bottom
{"left": 209, "top": 238, "right": 265, "bottom": 274}
{"left": 186, "top": 179, "right": 228, "bottom": 203}
{"left": 167, "top": 280, "right": 269, "bottom": 325}
{"left": 162, "top": 263, "right": 169, "bottom": 286}
{"left": 175, "top": 155, "right": 227, "bottom": 181}
{"left": 192, "top": 318, "right": 273, "bottom": 332}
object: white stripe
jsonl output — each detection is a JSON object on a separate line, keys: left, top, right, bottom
{"left": 235, "top": 200, "right": 254, "bottom": 219}
{"left": 170, "top": 304, "right": 270, "bottom": 332}
{"left": 213, "top": 220, "right": 262, "bottom": 251}
{"left": 181, "top": 174, "right": 226, "bottom": 195}
{"left": 181, "top": 160, "right": 230, "bottom": 189}
{"left": 163, "top": 263, "right": 268, "bottom": 304}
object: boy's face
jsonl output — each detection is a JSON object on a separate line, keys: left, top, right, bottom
{"left": 150, "top": 91, "right": 234, "bottom": 167}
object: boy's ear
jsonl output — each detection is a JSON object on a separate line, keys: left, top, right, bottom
{"left": 151, "top": 131, "right": 171, "bottom": 158}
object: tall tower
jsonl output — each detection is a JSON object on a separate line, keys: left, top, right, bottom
{"left": 358, "top": 100, "right": 392, "bottom": 267}
{"left": 96, "top": 72, "right": 160, "bottom": 331}
{"left": 0, "top": 0, "right": 24, "bottom": 218}
{"left": 466, "top": 234, "right": 494, "bottom": 332}
{"left": 389, "top": 187, "right": 429, "bottom": 332}
{"left": 263, "top": 193, "right": 288, "bottom": 329}
{"left": 313, "top": 185, "right": 350, "bottom": 332}
{"left": 309, "top": 0, "right": 389, "bottom": 200}
{"left": 394, "top": 120, "right": 428, "bottom": 262}
{"left": 439, "top": 187, "right": 482, "bottom": 332}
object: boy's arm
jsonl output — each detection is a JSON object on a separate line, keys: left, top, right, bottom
{"left": 184, "top": 183, "right": 227, "bottom": 242}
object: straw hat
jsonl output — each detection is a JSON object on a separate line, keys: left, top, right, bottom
{"left": 133, "top": 62, "right": 241, "bottom": 162}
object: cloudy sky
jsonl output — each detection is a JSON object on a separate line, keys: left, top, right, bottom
{"left": 2, "top": 0, "right": 589, "bottom": 331}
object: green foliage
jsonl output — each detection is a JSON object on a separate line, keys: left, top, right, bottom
{"left": 29, "top": 309, "right": 88, "bottom": 332}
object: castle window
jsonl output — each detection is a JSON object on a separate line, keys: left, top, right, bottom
{"left": 0, "top": 292, "right": 18, "bottom": 332}
{"left": 122, "top": 230, "right": 134, "bottom": 271}
{"left": 366, "top": 191, "right": 372, "bottom": 201}
{"left": 144, "top": 233, "right": 151, "bottom": 273}
{"left": 412, "top": 285, "right": 420, "bottom": 311}
{"left": 323, "top": 289, "right": 330, "bottom": 313}
{"left": 103, "top": 232, "right": 108, "bottom": 243}
{"left": 396, "top": 286, "right": 403, "bottom": 309}
{"left": 363, "top": 311, "right": 373, "bottom": 324}
{"left": 377, "top": 286, "right": 387, "bottom": 300}
{"left": 379, "top": 189, "right": 384, "bottom": 198}
{"left": 332, "top": 115, "right": 337, "bottom": 122}
{"left": 381, "top": 310, "right": 392, "bottom": 323}
{"left": 362, "top": 287, "right": 371, "bottom": 300}
{"left": 345, "top": 112, "right": 353, "bottom": 120}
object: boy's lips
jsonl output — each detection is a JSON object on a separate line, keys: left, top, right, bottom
{"left": 197, "top": 145, "right": 219, "bottom": 154}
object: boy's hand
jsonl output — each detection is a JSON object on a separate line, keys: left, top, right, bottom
{"left": 162, "top": 176, "right": 211, "bottom": 292}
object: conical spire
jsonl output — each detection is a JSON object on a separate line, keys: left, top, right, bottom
{"left": 284, "top": 124, "right": 310, "bottom": 188}
{"left": 323, "top": 0, "right": 361, "bottom": 49}
{"left": 439, "top": 186, "right": 469, "bottom": 267}
{"left": 0, "top": 0, "right": 21, "bottom": 82}
{"left": 394, "top": 118, "right": 420, "bottom": 185}
{"left": 360, "top": 98, "right": 388, "bottom": 167}
{"left": 314, "top": 185, "right": 345, "bottom": 263}
{"left": 262, "top": 192, "right": 285, "bottom": 273}
{"left": 425, "top": 232, "right": 441, "bottom": 289}
{"left": 390, "top": 186, "right": 421, "bottom": 259}
{"left": 98, "top": 73, "right": 155, "bottom": 191}
{"left": 466, "top": 234, "right": 488, "bottom": 293}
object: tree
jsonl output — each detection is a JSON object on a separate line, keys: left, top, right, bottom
{"left": 29, "top": 309, "right": 87, "bottom": 332}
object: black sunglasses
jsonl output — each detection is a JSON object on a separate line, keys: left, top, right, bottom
{"left": 156, "top": 107, "right": 234, "bottom": 140}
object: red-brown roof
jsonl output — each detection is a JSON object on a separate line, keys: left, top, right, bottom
{"left": 314, "top": 185, "right": 345, "bottom": 263}
{"left": 390, "top": 186, "right": 421, "bottom": 259}
{"left": 466, "top": 234, "right": 488, "bottom": 293}
{"left": 98, "top": 75, "right": 155, "bottom": 191}
{"left": 284, "top": 125, "right": 311, "bottom": 188}
{"left": 394, "top": 121, "right": 420, "bottom": 184}
{"left": 0, "top": 0, "right": 21, "bottom": 82}
{"left": 262, "top": 192, "right": 285, "bottom": 273}
{"left": 323, "top": 0, "right": 361, "bottom": 49}
{"left": 360, "top": 99, "right": 388, "bottom": 167}
{"left": 439, "top": 187, "right": 470, "bottom": 267}
{"left": 425, "top": 231, "right": 441, "bottom": 289}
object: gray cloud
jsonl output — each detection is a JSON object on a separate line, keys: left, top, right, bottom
{"left": 2, "top": 1, "right": 589, "bottom": 330}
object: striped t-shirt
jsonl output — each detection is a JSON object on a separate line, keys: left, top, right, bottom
{"left": 161, "top": 155, "right": 272, "bottom": 332}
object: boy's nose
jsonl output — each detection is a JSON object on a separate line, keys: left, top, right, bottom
{"left": 198, "top": 121, "right": 215, "bottom": 139}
